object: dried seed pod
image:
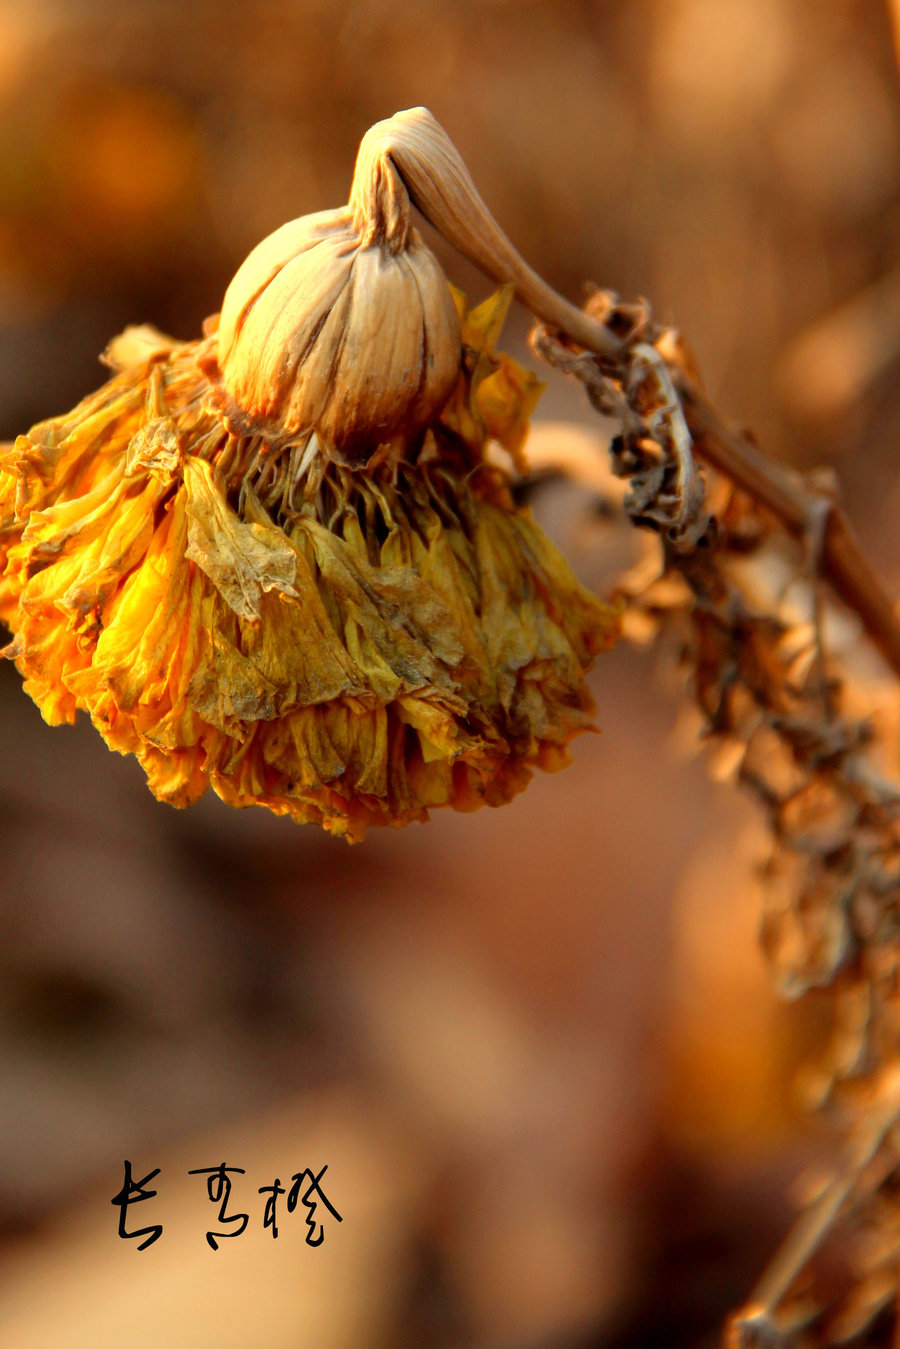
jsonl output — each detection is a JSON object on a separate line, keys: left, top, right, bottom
{"left": 209, "top": 143, "right": 462, "bottom": 461}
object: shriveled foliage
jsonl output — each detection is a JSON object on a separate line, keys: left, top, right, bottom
{"left": 533, "top": 292, "right": 900, "bottom": 1348}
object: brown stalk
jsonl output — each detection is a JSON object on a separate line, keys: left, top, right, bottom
{"left": 677, "top": 386, "right": 900, "bottom": 681}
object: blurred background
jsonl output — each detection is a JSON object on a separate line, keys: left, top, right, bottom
{"left": 0, "top": 0, "right": 898, "bottom": 1345}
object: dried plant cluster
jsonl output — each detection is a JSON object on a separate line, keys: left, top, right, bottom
{"left": 534, "top": 298, "right": 900, "bottom": 1346}
{"left": 2, "top": 103, "right": 900, "bottom": 1341}
{"left": 0, "top": 110, "right": 621, "bottom": 839}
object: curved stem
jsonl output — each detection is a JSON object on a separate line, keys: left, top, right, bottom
{"left": 350, "top": 107, "right": 622, "bottom": 359}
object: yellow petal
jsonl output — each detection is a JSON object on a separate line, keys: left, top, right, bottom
{"left": 183, "top": 456, "right": 298, "bottom": 621}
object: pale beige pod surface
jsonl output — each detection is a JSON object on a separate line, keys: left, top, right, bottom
{"left": 211, "top": 152, "right": 462, "bottom": 460}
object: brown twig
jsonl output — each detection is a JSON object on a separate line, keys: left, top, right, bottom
{"left": 678, "top": 385, "right": 900, "bottom": 681}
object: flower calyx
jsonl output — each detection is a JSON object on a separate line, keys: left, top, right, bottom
{"left": 205, "top": 126, "right": 461, "bottom": 464}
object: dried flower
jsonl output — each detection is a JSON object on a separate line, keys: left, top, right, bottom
{"left": 0, "top": 110, "right": 619, "bottom": 839}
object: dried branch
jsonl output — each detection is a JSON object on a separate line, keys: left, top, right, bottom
{"left": 678, "top": 386, "right": 900, "bottom": 682}
{"left": 530, "top": 291, "right": 900, "bottom": 1348}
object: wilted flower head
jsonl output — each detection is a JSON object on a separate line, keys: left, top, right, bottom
{"left": 0, "top": 108, "right": 619, "bottom": 839}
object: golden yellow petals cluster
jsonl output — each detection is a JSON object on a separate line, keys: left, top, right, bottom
{"left": 0, "top": 109, "right": 619, "bottom": 839}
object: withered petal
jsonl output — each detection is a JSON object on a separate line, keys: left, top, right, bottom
{"left": 0, "top": 290, "right": 619, "bottom": 840}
